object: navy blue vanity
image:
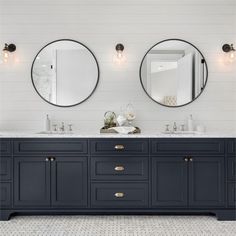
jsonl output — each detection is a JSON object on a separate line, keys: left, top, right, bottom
{"left": 0, "top": 137, "right": 235, "bottom": 221}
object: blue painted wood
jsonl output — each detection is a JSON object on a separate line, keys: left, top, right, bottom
{"left": 151, "top": 138, "right": 225, "bottom": 155}
{"left": 91, "top": 156, "right": 148, "bottom": 180}
{"left": 90, "top": 139, "right": 149, "bottom": 155}
{"left": 14, "top": 157, "right": 51, "bottom": 207}
{"left": 51, "top": 156, "right": 88, "bottom": 207}
{"left": 13, "top": 138, "right": 88, "bottom": 155}
{"left": 152, "top": 156, "right": 188, "bottom": 207}
{"left": 0, "top": 137, "right": 235, "bottom": 221}
{"left": 91, "top": 182, "right": 148, "bottom": 208}
{"left": 0, "top": 139, "right": 12, "bottom": 156}
{"left": 0, "top": 183, "right": 11, "bottom": 208}
{"left": 188, "top": 156, "right": 225, "bottom": 207}
{"left": 0, "top": 157, "right": 12, "bottom": 181}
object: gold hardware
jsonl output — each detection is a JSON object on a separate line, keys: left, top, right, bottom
{"left": 184, "top": 158, "right": 189, "bottom": 162}
{"left": 49, "top": 157, "right": 55, "bottom": 162}
{"left": 45, "top": 158, "right": 49, "bottom": 162}
{"left": 114, "top": 166, "right": 125, "bottom": 171}
{"left": 114, "top": 145, "right": 125, "bottom": 150}
{"left": 114, "top": 192, "right": 124, "bottom": 198}
{"left": 189, "top": 157, "right": 193, "bottom": 162}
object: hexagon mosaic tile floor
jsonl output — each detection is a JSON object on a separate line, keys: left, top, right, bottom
{"left": 0, "top": 215, "right": 236, "bottom": 236}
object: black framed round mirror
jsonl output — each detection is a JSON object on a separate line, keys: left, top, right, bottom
{"left": 140, "top": 39, "right": 208, "bottom": 107}
{"left": 31, "top": 39, "right": 99, "bottom": 107}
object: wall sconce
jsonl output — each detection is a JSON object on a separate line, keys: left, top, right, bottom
{"left": 113, "top": 43, "right": 126, "bottom": 64}
{"left": 222, "top": 43, "right": 235, "bottom": 63}
{"left": 2, "top": 43, "right": 16, "bottom": 63}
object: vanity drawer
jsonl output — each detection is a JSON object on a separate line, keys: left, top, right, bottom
{"left": 91, "top": 157, "right": 148, "bottom": 180}
{"left": 228, "top": 182, "right": 236, "bottom": 207}
{"left": 0, "top": 158, "right": 12, "bottom": 181}
{"left": 0, "top": 183, "right": 11, "bottom": 208}
{"left": 13, "top": 139, "right": 88, "bottom": 155}
{"left": 90, "top": 139, "right": 148, "bottom": 155}
{"left": 151, "top": 139, "right": 224, "bottom": 155}
{"left": 0, "top": 140, "right": 11, "bottom": 156}
{"left": 91, "top": 183, "right": 148, "bottom": 208}
{"left": 228, "top": 157, "right": 236, "bottom": 181}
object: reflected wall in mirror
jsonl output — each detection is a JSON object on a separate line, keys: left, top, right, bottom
{"left": 140, "top": 39, "right": 208, "bottom": 107}
{"left": 31, "top": 39, "right": 99, "bottom": 107}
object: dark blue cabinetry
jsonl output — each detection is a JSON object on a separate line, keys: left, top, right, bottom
{"left": 0, "top": 138, "right": 235, "bottom": 221}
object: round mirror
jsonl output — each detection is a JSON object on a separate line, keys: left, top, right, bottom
{"left": 140, "top": 39, "right": 208, "bottom": 107}
{"left": 31, "top": 39, "right": 99, "bottom": 107}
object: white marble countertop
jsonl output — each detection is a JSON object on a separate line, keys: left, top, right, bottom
{"left": 0, "top": 131, "right": 235, "bottom": 138}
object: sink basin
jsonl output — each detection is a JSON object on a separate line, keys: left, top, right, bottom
{"left": 161, "top": 131, "right": 202, "bottom": 135}
{"left": 36, "top": 131, "right": 74, "bottom": 135}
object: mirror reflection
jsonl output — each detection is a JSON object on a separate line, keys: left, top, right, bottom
{"left": 32, "top": 40, "right": 99, "bottom": 107}
{"left": 140, "top": 39, "right": 208, "bottom": 107}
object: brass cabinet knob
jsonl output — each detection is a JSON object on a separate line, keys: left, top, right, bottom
{"left": 114, "top": 192, "right": 124, "bottom": 198}
{"left": 114, "top": 166, "right": 125, "bottom": 171}
{"left": 184, "top": 158, "right": 189, "bottom": 162}
{"left": 114, "top": 145, "right": 125, "bottom": 150}
{"left": 189, "top": 157, "right": 193, "bottom": 162}
{"left": 45, "top": 157, "right": 49, "bottom": 162}
{"left": 49, "top": 157, "right": 55, "bottom": 162}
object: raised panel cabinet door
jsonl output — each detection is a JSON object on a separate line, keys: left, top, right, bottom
{"left": 188, "top": 156, "right": 225, "bottom": 207}
{"left": 152, "top": 157, "right": 188, "bottom": 207}
{"left": 51, "top": 157, "right": 87, "bottom": 207}
{"left": 14, "top": 157, "right": 50, "bottom": 207}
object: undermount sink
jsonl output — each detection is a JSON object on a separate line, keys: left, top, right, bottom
{"left": 161, "top": 131, "right": 202, "bottom": 135}
{"left": 36, "top": 131, "right": 74, "bottom": 135}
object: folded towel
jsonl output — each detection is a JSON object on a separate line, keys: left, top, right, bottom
{"left": 109, "top": 126, "right": 136, "bottom": 134}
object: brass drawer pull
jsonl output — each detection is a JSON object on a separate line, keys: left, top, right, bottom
{"left": 114, "top": 192, "right": 124, "bottom": 198}
{"left": 114, "top": 166, "right": 125, "bottom": 171}
{"left": 114, "top": 145, "right": 125, "bottom": 150}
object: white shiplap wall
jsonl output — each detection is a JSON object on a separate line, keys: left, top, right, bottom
{"left": 0, "top": 0, "right": 235, "bottom": 133}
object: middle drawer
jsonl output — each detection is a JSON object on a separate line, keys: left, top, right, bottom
{"left": 91, "top": 156, "right": 148, "bottom": 180}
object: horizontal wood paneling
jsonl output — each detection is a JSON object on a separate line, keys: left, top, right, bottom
{"left": 0, "top": 0, "right": 235, "bottom": 133}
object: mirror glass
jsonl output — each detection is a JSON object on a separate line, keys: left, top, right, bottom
{"left": 140, "top": 39, "right": 208, "bottom": 107}
{"left": 32, "top": 39, "right": 99, "bottom": 107}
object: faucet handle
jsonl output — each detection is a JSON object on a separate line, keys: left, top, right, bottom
{"left": 52, "top": 124, "right": 57, "bottom": 132}
{"left": 165, "top": 124, "right": 170, "bottom": 132}
{"left": 68, "top": 124, "right": 73, "bottom": 132}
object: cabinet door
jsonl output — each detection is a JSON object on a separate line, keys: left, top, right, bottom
{"left": 152, "top": 157, "right": 188, "bottom": 207}
{"left": 51, "top": 157, "right": 87, "bottom": 207}
{"left": 189, "top": 156, "right": 224, "bottom": 207}
{"left": 14, "top": 157, "right": 50, "bottom": 206}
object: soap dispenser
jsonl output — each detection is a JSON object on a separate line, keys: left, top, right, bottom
{"left": 187, "top": 114, "right": 194, "bottom": 131}
{"left": 45, "top": 114, "right": 51, "bottom": 132}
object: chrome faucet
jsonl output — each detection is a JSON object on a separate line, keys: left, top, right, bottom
{"left": 173, "top": 122, "right": 177, "bottom": 132}
{"left": 60, "top": 122, "right": 65, "bottom": 132}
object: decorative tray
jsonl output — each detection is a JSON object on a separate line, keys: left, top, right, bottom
{"left": 100, "top": 126, "right": 141, "bottom": 134}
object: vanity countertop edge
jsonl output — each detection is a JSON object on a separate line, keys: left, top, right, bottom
{"left": 0, "top": 132, "right": 235, "bottom": 138}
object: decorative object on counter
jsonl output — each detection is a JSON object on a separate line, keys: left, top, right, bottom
{"left": 45, "top": 114, "right": 51, "bottom": 132}
{"left": 187, "top": 114, "right": 194, "bottom": 131}
{"left": 196, "top": 124, "right": 205, "bottom": 133}
{"left": 100, "top": 126, "right": 141, "bottom": 134}
{"left": 104, "top": 111, "right": 117, "bottom": 128}
{"left": 140, "top": 39, "right": 208, "bottom": 107}
{"left": 222, "top": 43, "right": 235, "bottom": 63}
{"left": 125, "top": 103, "right": 136, "bottom": 126}
{"left": 116, "top": 115, "right": 127, "bottom": 126}
{"left": 180, "top": 124, "right": 185, "bottom": 131}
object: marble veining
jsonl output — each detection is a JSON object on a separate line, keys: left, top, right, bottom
{"left": 0, "top": 131, "right": 235, "bottom": 138}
